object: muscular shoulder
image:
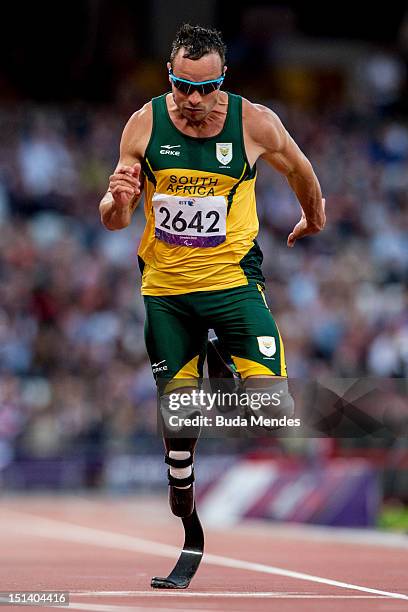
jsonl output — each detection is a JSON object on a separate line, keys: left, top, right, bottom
{"left": 121, "top": 102, "right": 153, "bottom": 160}
{"left": 125, "top": 101, "right": 153, "bottom": 133}
{"left": 242, "top": 97, "right": 286, "bottom": 155}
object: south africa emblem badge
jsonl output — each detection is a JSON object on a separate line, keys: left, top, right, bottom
{"left": 216, "top": 142, "right": 233, "bottom": 165}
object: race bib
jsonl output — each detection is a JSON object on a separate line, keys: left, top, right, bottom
{"left": 152, "top": 193, "right": 227, "bottom": 248}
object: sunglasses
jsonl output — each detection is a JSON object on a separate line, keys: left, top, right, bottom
{"left": 168, "top": 69, "right": 225, "bottom": 95}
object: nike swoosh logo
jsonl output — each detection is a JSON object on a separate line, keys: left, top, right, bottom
{"left": 161, "top": 145, "right": 181, "bottom": 149}
{"left": 152, "top": 360, "right": 166, "bottom": 367}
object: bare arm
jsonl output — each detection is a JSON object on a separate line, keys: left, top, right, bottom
{"left": 244, "top": 101, "right": 326, "bottom": 246}
{"left": 99, "top": 103, "right": 152, "bottom": 230}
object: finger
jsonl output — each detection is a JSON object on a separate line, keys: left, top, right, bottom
{"left": 110, "top": 176, "right": 140, "bottom": 189}
{"left": 131, "top": 162, "right": 141, "bottom": 178}
{"left": 111, "top": 181, "right": 139, "bottom": 193}
{"left": 116, "top": 164, "right": 135, "bottom": 173}
{"left": 115, "top": 165, "right": 140, "bottom": 178}
{"left": 110, "top": 171, "right": 140, "bottom": 184}
{"left": 111, "top": 185, "right": 141, "bottom": 199}
{"left": 111, "top": 186, "right": 135, "bottom": 199}
{"left": 287, "top": 233, "right": 296, "bottom": 248}
{"left": 111, "top": 185, "right": 140, "bottom": 198}
{"left": 109, "top": 179, "right": 141, "bottom": 195}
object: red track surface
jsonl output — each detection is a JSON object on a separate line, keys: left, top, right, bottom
{"left": 0, "top": 496, "right": 407, "bottom": 611}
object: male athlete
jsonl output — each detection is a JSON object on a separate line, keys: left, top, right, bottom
{"left": 100, "top": 24, "right": 325, "bottom": 521}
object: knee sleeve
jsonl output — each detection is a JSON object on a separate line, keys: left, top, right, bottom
{"left": 159, "top": 391, "right": 202, "bottom": 458}
{"left": 243, "top": 379, "right": 295, "bottom": 420}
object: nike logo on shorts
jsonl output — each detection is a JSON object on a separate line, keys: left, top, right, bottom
{"left": 152, "top": 359, "right": 166, "bottom": 367}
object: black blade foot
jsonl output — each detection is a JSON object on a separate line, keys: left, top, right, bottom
{"left": 151, "top": 505, "right": 204, "bottom": 589}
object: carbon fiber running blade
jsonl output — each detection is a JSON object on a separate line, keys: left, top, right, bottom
{"left": 151, "top": 506, "right": 204, "bottom": 589}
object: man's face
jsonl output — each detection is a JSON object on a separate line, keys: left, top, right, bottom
{"left": 168, "top": 50, "right": 225, "bottom": 123}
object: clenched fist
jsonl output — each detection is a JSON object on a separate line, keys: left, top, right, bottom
{"left": 109, "top": 163, "right": 141, "bottom": 208}
{"left": 287, "top": 198, "right": 326, "bottom": 248}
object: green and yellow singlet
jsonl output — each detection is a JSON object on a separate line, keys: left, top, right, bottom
{"left": 138, "top": 93, "right": 264, "bottom": 295}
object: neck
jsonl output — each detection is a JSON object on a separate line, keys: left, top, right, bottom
{"left": 166, "top": 92, "right": 229, "bottom": 138}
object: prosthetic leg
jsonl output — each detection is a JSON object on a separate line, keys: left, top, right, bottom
{"left": 150, "top": 504, "right": 204, "bottom": 589}
{"left": 151, "top": 394, "right": 204, "bottom": 589}
{"left": 152, "top": 335, "right": 238, "bottom": 587}
{"left": 151, "top": 336, "right": 247, "bottom": 589}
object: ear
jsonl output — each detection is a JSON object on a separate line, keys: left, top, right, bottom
{"left": 167, "top": 61, "right": 173, "bottom": 84}
{"left": 223, "top": 65, "right": 228, "bottom": 75}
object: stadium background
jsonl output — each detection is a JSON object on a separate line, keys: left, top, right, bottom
{"left": 0, "top": 1, "right": 407, "bottom": 529}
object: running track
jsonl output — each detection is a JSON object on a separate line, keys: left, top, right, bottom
{"left": 0, "top": 496, "right": 407, "bottom": 611}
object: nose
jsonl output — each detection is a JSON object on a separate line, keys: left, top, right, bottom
{"left": 188, "top": 90, "right": 203, "bottom": 105}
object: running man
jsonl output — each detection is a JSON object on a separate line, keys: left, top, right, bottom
{"left": 100, "top": 24, "right": 325, "bottom": 519}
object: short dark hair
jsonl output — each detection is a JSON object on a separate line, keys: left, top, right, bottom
{"left": 170, "top": 24, "right": 226, "bottom": 68}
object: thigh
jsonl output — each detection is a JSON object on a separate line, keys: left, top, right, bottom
{"left": 144, "top": 294, "right": 208, "bottom": 383}
{"left": 210, "top": 282, "right": 287, "bottom": 379}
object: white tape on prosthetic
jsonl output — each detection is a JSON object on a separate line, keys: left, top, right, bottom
{"left": 169, "top": 450, "right": 192, "bottom": 489}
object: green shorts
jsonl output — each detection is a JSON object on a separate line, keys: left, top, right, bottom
{"left": 143, "top": 281, "right": 287, "bottom": 384}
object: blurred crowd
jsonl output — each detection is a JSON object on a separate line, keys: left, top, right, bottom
{"left": 0, "top": 61, "right": 407, "bottom": 471}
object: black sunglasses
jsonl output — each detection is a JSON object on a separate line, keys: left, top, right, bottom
{"left": 168, "top": 69, "right": 225, "bottom": 95}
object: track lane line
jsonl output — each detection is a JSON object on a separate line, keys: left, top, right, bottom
{"left": 71, "top": 590, "right": 390, "bottom": 599}
{"left": 2, "top": 510, "right": 407, "bottom": 602}
{"left": 236, "top": 521, "right": 408, "bottom": 549}
{"left": 68, "top": 605, "right": 218, "bottom": 612}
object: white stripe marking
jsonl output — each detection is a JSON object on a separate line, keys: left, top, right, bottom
{"left": 182, "top": 549, "right": 202, "bottom": 555}
{"left": 2, "top": 511, "right": 408, "bottom": 602}
{"left": 237, "top": 520, "right": 408, "bottom": 549}
{"left": 69, "top": 605, "right": 214, "bottom": 612}
{"left": 71, "top": 590, "right": 390, "bottom": 599}
{"left": 60, "top": 606, "right": 128, "bottom": 612}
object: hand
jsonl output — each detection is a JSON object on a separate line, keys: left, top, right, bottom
{"left": 287, "top": 198, "right": 326, "bottom": 248}
{"left": 109, "top": 163, "right": 141, "bottom": 208}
